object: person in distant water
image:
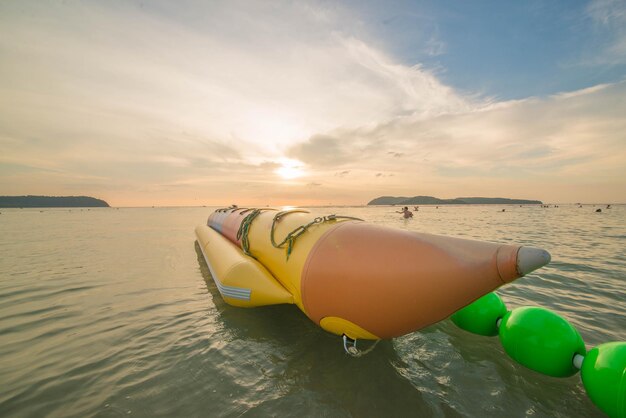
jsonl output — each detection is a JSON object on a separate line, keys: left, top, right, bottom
{"left": 397, "top": 206, "right": 413, "bottom": 219}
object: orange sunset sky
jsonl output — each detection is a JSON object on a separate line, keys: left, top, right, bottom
{"left": 1, "top": 1, "right": 625, "bottom": 206}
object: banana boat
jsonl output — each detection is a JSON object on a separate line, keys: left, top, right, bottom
{"left": 195, "top": 206, "right": 626, "bottom": 417}
{"left": 195, "top": 206, "right": 550, "bottom": 340}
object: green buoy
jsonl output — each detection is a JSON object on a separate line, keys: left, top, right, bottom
{"left": 581, "top": 342, "right": 626, "bottom": 418}
{"left": 498, "top": 306, "right": 586, "bottom": 377}
{"left": 450, "top": 292, "right": 507, "bottom": 336}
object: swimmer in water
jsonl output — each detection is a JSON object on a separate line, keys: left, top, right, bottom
{"left": 396, "top": 206, "right": 413, "bottom": 219}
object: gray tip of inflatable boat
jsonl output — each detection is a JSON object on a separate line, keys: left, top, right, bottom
{"left": 517, "top": 247, "right": 551, "bottom": 276}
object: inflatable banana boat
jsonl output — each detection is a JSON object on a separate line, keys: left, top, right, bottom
{"left": 196, "top": 206, "right": 626, "bottom": 417}
{"left": 195, "top": 206, "right": 550, "bottom": 340}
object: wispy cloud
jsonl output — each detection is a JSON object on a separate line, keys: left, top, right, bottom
{"left": 585, "top": 0, "right": 626, "bottom": 65}
{"left": 288, "top": 81, "right": 626, "bottom": 202}
{"left": 0, "top": 1, "right": 479, "bottom": 205}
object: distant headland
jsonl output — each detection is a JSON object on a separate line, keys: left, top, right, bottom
{"left": 368, "top": 196, "right": 542, "bottom": 205}
{"left": 0, "top": 195, "right": 110, "bottom": 208}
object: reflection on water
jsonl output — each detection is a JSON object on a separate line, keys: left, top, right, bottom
{"left": 0, "top": 205, "right": 623, "bottom": 417}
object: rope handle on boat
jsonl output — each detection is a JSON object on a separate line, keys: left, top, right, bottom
{"left": 215, "top": 205, "right": 242, "bottom": 213}
{"left": 234, "top": 207, "right": 363, "bottom": 260}
{"left": 342, "top": 335, "right": 380, "bottom": 357}
{"left": 235, "top": 208, "right": 276, "bottom": 257}
{"left": 271, "top": 212, "right": 363, "bottom": 260}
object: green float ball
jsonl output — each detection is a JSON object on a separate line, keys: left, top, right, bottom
{"left": 581, "top": 342, "right": 626, "bottom": 418}
{"left": 498, "top": 306, "right": 586, "bottom": 377}
{"left": 451, "top": 292, "right": 507, "bottom": 336}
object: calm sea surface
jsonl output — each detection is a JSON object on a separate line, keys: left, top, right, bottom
{"left": 0, "top": 205, "right": 624, "bottom": 417}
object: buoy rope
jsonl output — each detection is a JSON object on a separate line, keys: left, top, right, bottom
{"left": 270, "top": 210, "right": 363, "bottom": 260}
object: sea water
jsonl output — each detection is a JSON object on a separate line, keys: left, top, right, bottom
{"left": 0, "top": 205, "right": 624, "bottom": 417}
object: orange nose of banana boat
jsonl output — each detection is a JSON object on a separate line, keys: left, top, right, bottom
{"left": 301, "top": 222, "right": 550, "bottom": 339}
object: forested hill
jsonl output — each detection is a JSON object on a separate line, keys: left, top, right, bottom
{"left": 368, "top": 196, "right": 542, "bottom": 205}
{"left": 0, "top": 195, "right": 110, "bottom": 208}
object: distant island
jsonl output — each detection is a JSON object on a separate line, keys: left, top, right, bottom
{"left": 0, "top": 195, "right": 110, "bottom": 208}
{"left": 368, "top": 195, "right": 542, "bottom": 205}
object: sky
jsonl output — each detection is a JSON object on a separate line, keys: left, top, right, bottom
{"left": 1, "top": 0, "right": 625, "bottom": 207}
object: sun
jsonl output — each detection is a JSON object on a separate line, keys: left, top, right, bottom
{"left": 274, "top": 159, "right": 306, "bottom": 179}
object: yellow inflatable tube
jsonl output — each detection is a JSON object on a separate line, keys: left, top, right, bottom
{"left": 195, "top": 224, "right": 293, "bottom": 307}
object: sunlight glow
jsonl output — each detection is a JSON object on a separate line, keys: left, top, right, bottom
{"left": 238, "top": 109, "right": 309, "bottom": 153}
{"left": 274, "top": 159, "right": 306, "bottom": 179}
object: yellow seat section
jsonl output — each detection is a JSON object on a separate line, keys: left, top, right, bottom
{"left": 319, "top": 317, "right": 380, "bottom": 340}
{"left": 195, "top": 225, "right": 294, "bottom": 307}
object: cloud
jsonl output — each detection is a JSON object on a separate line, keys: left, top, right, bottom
{"left": 0, "top": 1, "right": 471, "bottom": 145}
{"left": 286, "top": 81, "right": 626, "bottom": 202}
{"left": 287, "top": 135, "right": 350, "bottom": 167}
{"left": 585, "top": 0, "right": 626, "bottom": 65}
{"left": 0, "top": 0, "right": 476, "bottom": 206}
